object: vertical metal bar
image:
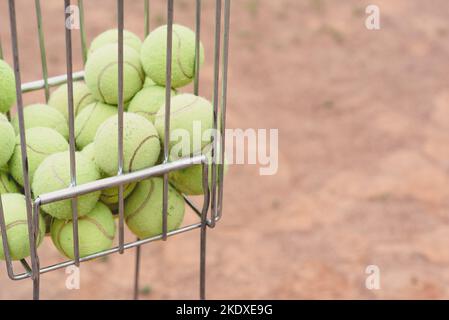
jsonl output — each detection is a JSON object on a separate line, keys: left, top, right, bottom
{"left": 209, "top": 0, "right": 222, "bottom": 228}
{"left": 144, "top": 0, "right": 150, "bottom": 37}
{"left": 162, "top": 0, "right": 174, "bottom": 241}
{"left": 0, "top": 195, "right": 16, "bottom": 280}
{"left": 199, "top": 161, "right": 210, "bottom": 300}
{"left": 35, "top": 0, "right": 50, "bottom": 102}
{"left": 78, "top": 0, "right": 88, "bottom": 65}
{"left": 0, "top": 30, "right": 3, "bottom": 59}
{"left": 133, "top": 240, "right": 141, "bottom": 300}
{"left": 8, "top": 0, "right": 40, "bottom": 300}
{"left": 117, "top": 0, "right": 125, "bottom": 254}
{"left": 218, "top": 0, "right": 230, "bottom": 218}
{"left": 64, "top": 0, "right": 80, "bottom": 267}
{"left": 193, "top": 0, "right": 201, "bottom": 96}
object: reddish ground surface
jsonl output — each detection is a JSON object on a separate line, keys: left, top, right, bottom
{"left": 2, "top": 0, "right": 449, "bottom": 299}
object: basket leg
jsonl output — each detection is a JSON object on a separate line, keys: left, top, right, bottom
{"left": 133, "top": 242, "right": 141, "bottom": 300}
{"left": 200, "top": 221, "right": 207, "bottom": 300}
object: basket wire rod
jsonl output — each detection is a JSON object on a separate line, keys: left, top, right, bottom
{"left": 209, "top": 0, "right": 222, "bottom": 228}
{"left": 21, "top": 71, "right": 84, "bottom": 92}
{"left": 0, "top": 25, "right": 3, "bottom": 59}
{"left": 78, "top": 0, "right": 88, "bottom": 65}
{"left": 34, "top": 0, "right": 50, "bottom": 102}
{"left": 64, "top": 0, "right": 81, "bottom": 267}
{"left": 193, "top": 0, "right": 201, "bottom": 95}
{"left": 199, "top": 162, "right": 210, "bottom": 300}
{"left": 162, "top": 0, "right": 174, "bottom": 241}
{"left": 8, "top": 0, "right": 41, "bottom": 300}
{"left": 133, "top": 238, "right": 141, "bottom": 300}
{"left": 0, "top": 195, "right": 16, "bottom": 279}
{"left": 218, "top": 0, "right": 230, "bottom": 218}
{"left": 117, "top": 0, "right": 125, "bottom": 254}
{"left": 144, "top": 0, "right": 150, "bottom": 36}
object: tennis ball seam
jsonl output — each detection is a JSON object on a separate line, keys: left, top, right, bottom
{"left": 50, "top": 162, "right": 68, "bottom": 188}
{"left": 76, "top": 92, "right": 94, "bottom": 113}
{"left": 155, "top": 96, "right": 199, "bottom": 120}
{"left": 75, "top": 102, "right": 99, "bottom": 140}
{"left": 5, "top": 220, "right": 28, "bottom": 231}
{"left": 173, "top": 29, "right": 194, "bottom": 80}
{"left": 0, "top": 175, "right": 13, "bottom": 193}
{"left": 125, "top": 179, "right": 155, "bottom": 223}
{"left": 83, "top": 216, "right": 115, "bottom": 240}
{"left": 128, "top": 134, "right": 160, "bottom": 172}
{"left": 16, "top": 142, "right": 56, "bottom": 157}
{"left": 97, "top": 61, "right": 144, "bottom": 104}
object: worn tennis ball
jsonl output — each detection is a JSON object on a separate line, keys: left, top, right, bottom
{"left": 75, "top": 102, "right": 117, "bottom": 149}
{"left": 0, "top": 172, "right": 19, "bottom": 194}
{"left": 0, "top": 193, "right": 45, "bottom": 261}
{"left": 48, "top": 82, "right": 96, "bottom": 120}
{"left": 128, "top": 86, "right": 176, "bottom": 123}
{"left": 11, "top": 104, "right": 69, "bottom": 140}
{"left": 143, "top": 76, "right": 156, "bottom": 88}
{"left": 169, "top": 143, "right": 228, "bottom": 195}
{"left": 154, "top": 94, "right": 213, "bottom": 158}
{"left": 89, "top": 29, "right": 142, "bottom": 55}
{"left": 141, "top": 24, "right": 205, "bottom": 88}
{"left": 85, "top": 44, "right": 145, "bottom": 105}
{"left": 125, "top": 178, "right": 185, "bottom": 239}
{"left": 32, "top": 151, "right": 101, "bottom": 220}
{"left": 0, "top": 113, "right": 16, "bottom": 168}
{"left": 0, "top": 60, "right": 16, "bottom": 113}
{"left": 94, "top": 112, "right": 161, "bottom": 176}
{"left": 9, "top": 127, "right": 69, "bottom": 187}
{"left": 50, "top": 202, "right": 116, "bottom": 259}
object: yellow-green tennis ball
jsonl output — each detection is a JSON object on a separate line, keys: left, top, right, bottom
{"left": 50, "top": 201, "right": 116, "bottom": 259}
{"left": 0, "top": 193, "right": 45, "bottom": 261}
{"left": 32, "top": 151, "right": 101, "bottom": 220}
{"left": 128, "top": 86, "right": 176, "bottom": 123}
{"left": 0, "top": 113, "right": 16, "bottom": 168}
{"left": 85, "top": 44, "right": 144, "bottom": 105}
{"left": 0, "top": 60, "right": 16, "bottom": 113}
{"left": 75, "top": 102, "right": 117, "bottom": 149}
{"left": 0, "top": 172, "right": 19, "bottom": 194}
{"left": 9, "top": 127, "right": 68, "bottom": 187}
{"left": 143, "top": 76, "right": 156, "bottom": 88}
{"left": 125, "top": 178, "right": 185, "bottom": 239}
{"left": 89, "top": 29, "right": 142, "bottom": 56}
{"left": 154, "top": 94, "right": 213, "bottom": 158}
{"left": 12, "top": 104, "right": 69, "bottom": 140}
{"left": 100, "top": 182, "right": 136, "bottom": 205}
{"left": 48, "top": 82, "right": 96, "bottom": 120}
{"left": 80, "top": 143, "right": 96, "bottom": 163}
{"left": 94, "top": 112, "right": 161, "bottom": 176}
{"left": 141, "top": 24, "right": 205, "bottom": 88}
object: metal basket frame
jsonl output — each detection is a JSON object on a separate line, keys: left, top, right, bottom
{"left": 0, "top": 0, "right": 231, "bottom": 300}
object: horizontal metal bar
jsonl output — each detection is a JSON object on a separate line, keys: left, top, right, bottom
{"left": 21, "top": 71, "right": 84, "bottom": 93}
{"left": 37, "top": 155, "right": 207, "bottom": 205}
{"left": 12, "top": 222, "right": 203, "bottom": 281}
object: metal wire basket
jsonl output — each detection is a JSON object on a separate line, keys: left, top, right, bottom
{"left": 0, "top": 0, "right": 230, "bottom": 300}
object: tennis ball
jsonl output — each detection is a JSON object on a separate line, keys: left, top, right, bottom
{"left": 141, "top": 24, "right": 205, "bottom": 88}
{"left": 80, "top": 143, "right": 96, "bottom": 163}
{"left": 9, "top": 127, "right": 69, "bottom": 187}
{"left": 11, "top": 104, "right": 69, "bottom": 140}
{"left": 143, "top": 76, "right": 156, "bottom": 88}
{"left": 128, "top": 86, "right": 176, "bottom": 123}
{"left": 169, "top": 143, "right": 228, "bottom": 195}
{"left": 32, "top": 151, "right": 101, "bottom": 220}
{"left": 0, "top": 113, "right": 16, "bottom": 168}
{"left": 94, "top": 112, "right": 161, "bottom": 176}
{"left": 50, "top": 201, "right": 116, "bottom": 259}
{"left": 0, "top": 193, "right": 45, "bottom": 261}
{"left": 75, "top": 102, "right": 117, "bottom": 149}
{"left": 154, "top": 94, "right": 213, "bottom": 158}
{"left": 0, "top": 60, "right": 16, "bottom": 113}
{"left": 85, "top": 44, "right": 144, "bottom": 105}
{"left": 0, "top": 172, "right": 19, "bottom": 194}
{"left": 48, "top": 82, "right": 96, "bottom": 120}
{"left": 125, "top": 178, "right": 185, "bottom": 239}
{"left": 89, "top": 29, "right": 142, "bottom": 55}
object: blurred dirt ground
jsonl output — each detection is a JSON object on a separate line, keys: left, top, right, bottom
{"left": 2, "top": 0, "right": 449, "bottom": 299}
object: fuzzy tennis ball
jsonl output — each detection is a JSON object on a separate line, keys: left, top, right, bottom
{"left": 32, "top": 151, "right": 101, "bottom": 220}
{"left": 75, "top": 102, "right": 117, "bottom": 149}
{"left": 0, "top": 193, "right": 45, "bottom": 261}
{"left": 48, "top": 82, "right": 96, "bottom": 120}
{"left": 0, "top": 113, "right": 16, "bottom": 168}
{"left": 50, "top": 201, "right": 116, "bottom": 259}
{"left": 11, "top": 104, "right": 69, "bottom": 140}
{"left": 128, "top": 86, "right": 176, "bottom": 123}
{"left": 89, "top": 29, "right": 142, "bottom": 56}
{"left": 0, "top": 172, "right": 19, "bottom": 194}
{"left": 85, "top": 44, "right": 144, "bottom": 105}
{"left": 141, "top": 24, "right": 204, "bottom": 88}
{"left": 94, "top": 112, "right": 161, "bottom": 176}
{"left": 143, "top": 76, "right": 156, "bottom": 88}
{"left": 0, "top": 60, "right": 16, "bottom": 113}
{"left": 125, "top": 178, "right": 185, "bottom": 239}
{"left": 154, "top": 93, "right": 213, "bottom": 158}
{"left": 9, "top": 127, "right": 68, "bottom": 187}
